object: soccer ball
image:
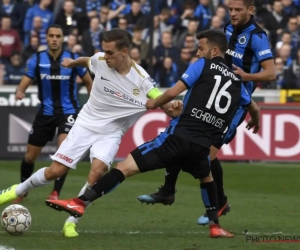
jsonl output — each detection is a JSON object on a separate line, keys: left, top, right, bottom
{"left": 1, "top": 204, "right": 32, "bottom": 235}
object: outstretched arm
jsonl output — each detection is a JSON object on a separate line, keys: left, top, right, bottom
{"left": 61, "top": 57, "right": 90, "bottom": 68}
{"left": 246, "top": 99, "right": 260, "bottom": 134}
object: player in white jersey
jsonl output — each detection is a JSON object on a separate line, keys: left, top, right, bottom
{"left": 0, "top": 28, "right": 180, "bottom": 237}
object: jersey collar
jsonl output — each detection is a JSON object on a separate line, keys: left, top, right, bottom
{"left": 47, "top": 49, "right": 64, "bottom": 61}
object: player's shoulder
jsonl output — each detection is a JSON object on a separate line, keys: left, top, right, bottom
{"left": 93, "top": 52, "right": 106, "bottom": 60}
{"left": 130, "top": 60, "right": 149, "bottom": 81}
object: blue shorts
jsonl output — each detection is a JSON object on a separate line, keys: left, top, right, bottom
{"left": 212, "top": 106, "right": 247, "bottom": 149}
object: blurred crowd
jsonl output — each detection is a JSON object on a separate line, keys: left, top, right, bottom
{"left": 0, "top": 0, "right": 299, "bottom": 89}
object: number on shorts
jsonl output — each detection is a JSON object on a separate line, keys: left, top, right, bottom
{"left": 67, "top": 115, "right": 75, "bottom": 124}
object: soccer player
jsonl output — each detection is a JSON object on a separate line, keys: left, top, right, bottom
{"left": 137, "top": 0, "right": 275, "bottom": 225}
{"left": 13, "top": 24, "right": 92, "bottom": 203}
{"left": 0, "top": 28, "right": 179, "bottom": 237}
{"left": 46, "top": 29, "right": 257, "bottom": 238}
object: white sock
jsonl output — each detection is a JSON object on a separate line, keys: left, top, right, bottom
{"left": 15, "top": 167, "right": 51, "bottom": 196}
{"left": 65, "top": 182, "right": 92, "bottom": 224}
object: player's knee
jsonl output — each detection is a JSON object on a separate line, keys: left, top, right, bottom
{"left": 45, "top": 162, "right": 69, "bottom": 180}
{"left": 115, "top": 162, "right": 139, "bottom": 177}
{"left": 88, "top": 166, "right": 107, "bottom": 183}
{"left": 24, "top": 153, "right": 37, "bottom": 164}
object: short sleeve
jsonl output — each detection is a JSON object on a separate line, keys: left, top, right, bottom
{"left": 74, "top": 54, "right": 87, "bottom": 77}
{"left": 143, "top": 76, "right": 158, "bottom": 95}
{"left": 251, "top": 33, "right": 273, "bottom": 63}
{"left": 88, "top": 52, "right": 102, "bottom": 73}
{"left": 180, "top": 58, "right": 205, "bottom": 88}
{"left": 24, "top": 54, "right": 37, "bottom": 79}
{"left": 240, "top": 84, "right": 251, "bottom": 107}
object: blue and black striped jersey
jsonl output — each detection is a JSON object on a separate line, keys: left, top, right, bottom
{"left": 25, "top": 50, "right": 87, "bottom": 115}
{"left": 224, "top": 16, "right": 273, "bottom": 94}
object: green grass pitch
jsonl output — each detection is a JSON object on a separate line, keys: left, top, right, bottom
{"left": 0, "top": 161, "right": 299, "bottom": 250}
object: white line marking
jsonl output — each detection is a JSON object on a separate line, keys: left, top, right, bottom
{"left": 0, "top": 245, "right": 16, "bottom": 250}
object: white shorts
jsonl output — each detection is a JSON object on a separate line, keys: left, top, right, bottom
{"left": 51, "top": 123, "right": 121, "bottom": 169}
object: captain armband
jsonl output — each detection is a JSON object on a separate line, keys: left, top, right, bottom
{"left": 147, "top": 88, "right": 163, "bottom": 99}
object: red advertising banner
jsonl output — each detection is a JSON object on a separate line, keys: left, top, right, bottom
{"left": 116, "top": 106, "right": 300, "bottom": 161}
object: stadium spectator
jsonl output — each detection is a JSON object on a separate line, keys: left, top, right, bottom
{"left": 154, "top": 56, "right": 178, "bottom": 88}
{"left": 274, "top": 57, "right": 286, "bottom": 88}
{"left": 3, "top": 51, "right": 24, "bottom": 85}
{"left": 176, "top": 46, "right": 192, "bottom": 77}
{"left": 54, "top": 0, "right": 85, "bottom": 37}
{"left": 283, "top": 48, "right": 300, "bottom": 89}
{"left": 0, "top": 0, "right": 15, "bottom": 16}
{"left": 177, "top": 19, "right": 198, "bottom": 49}
{"left": 21, "top": 35, "right": 39, "bottom": 63}
{"left": 99, "top": 5, "right": 113, "bottom": 31}
{"left": 215, "top": 5, "right": 230, "bottom": 26}
{"left": 210, "top": 15, "right": 223, "bottom": 30}
{"left": 0, "top": 15, "right": 21, "bottom": 63}
{"left": 81, "top": 17, "right": 103, "bottom": 56}
{"left": 24, "top": 16, "right": 46, "bottom": 46}
{"left": 153, "top": 31, "right": 179, "bottom": 67}
{"left": 183, "top": 34, "right": 197, "bottom": 55}
{"left": 194, "top": 0, "right": 212, "bottom": 31}
{"left": 10, "top": 0, "right": 35, "bottom": 40}
{"left": 117, "top": 17, "right": 131, "bottom": 33}
{"left": 64, "top": 34, "right": 78, "bottom": 52}
{"left": 282, "top": 0, "right": 299, "bottom": 16}
{"left": 23, "top": 0, "right": 54, "bottom": 39}
{"left": 131, "top": 26, "right": 149, "bottom": 62}
{"left": 263, "top": 0, "right": 289, "bottom": 48}
{"left": 278, "top": 43, "right": 293, "bottom": 67}
{"left": 284, "top": 17, "right": 300, "bottom": 55}
{"left": 125, "top": 0, "right": 147, "bottom": 29}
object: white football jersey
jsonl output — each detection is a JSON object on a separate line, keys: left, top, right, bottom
{"left": 76, "top": 52, "right": 156, "bottom": 135}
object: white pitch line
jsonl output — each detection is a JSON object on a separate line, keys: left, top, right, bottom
{"left": 0, "top": 246, "right": 16, "bottom": 250}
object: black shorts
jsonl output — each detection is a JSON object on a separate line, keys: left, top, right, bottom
{"left": 28, "top": 114, "right": 77, "bottom": 147}
{"left": 131, "top": 134, "right": 211, "bottom": 179}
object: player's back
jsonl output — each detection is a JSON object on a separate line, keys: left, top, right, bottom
{"left": 77, "top": 52, "right": 155, "bottom": 135}
{"left": 171, "top": 57, "right": 250, "bottom": 148}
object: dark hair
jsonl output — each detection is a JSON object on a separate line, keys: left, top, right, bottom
{"left": 196, "top": 29, "right": 228, "bottom": 54}
{"left": 100, "top": 28, "right": 132, "bottom": 50}
{"left": 243, "top": 0, "right": 254, "bottom": 7}
{"left": 46, "top": 24, "right": 64, "bottom": 35}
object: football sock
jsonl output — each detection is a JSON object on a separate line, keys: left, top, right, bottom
{"left": 16, "top": 167, "right": 51, "bottom": 196}
{"left": 200, "top": 181, "right": 219, "bottom": 224}
{"left": 79, "top": 168, "right": 125, "bottom": 204}
{"left": 211, "top": 158, "right": 227, "bottom": 206}
{"left": 66, "top": 182, "right": 92, "bottom": 224}
{"left": 20, "top": 158, "right": 35, "bottom": 182}
{"left": 163, "top": 166, "right": 180, "bottom": 194}
{"left": 53, "top": 173, "right": 68, "bottom": 195}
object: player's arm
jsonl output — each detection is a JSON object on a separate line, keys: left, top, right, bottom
{"left": 233, "top": 33, "right": 276, "bottom": 82}
{"left": 15, "top": 54, "right": 36, "bottom": 100}
{"left": 61, "top": 57, "right": 90, "bottom": 68}
{"left": 146, "top": 58, "right": 205, "bottom": 110}
{"left": 80, "top": 71, "right": 93, "bottom": 95}
{"left": 246, "top": 99, "right": 260, "bottom": 134}
{"left": 146, "top": 87, "right": 182, "bottom": 118}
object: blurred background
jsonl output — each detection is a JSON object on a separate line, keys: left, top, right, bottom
{"left": 0, "top": 0, "right": 299, "bottom": 162}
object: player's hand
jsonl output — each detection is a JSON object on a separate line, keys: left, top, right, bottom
{"left": 246, "top": 118, "right": 259, "bottom": 134}
{"left": 15, "top": 91, "right": 25, "bottom": 100}
{"left": 61, "top": 58, "right": 74, "bottom": 68}
{"left": 145, "top": 99, "right": 158, "bottom": 110}
{"left": 232, "top": 64, "right": 250, "bottom": 81}
{"left": 171, "top": 100, "right": 183, "bottom": 109}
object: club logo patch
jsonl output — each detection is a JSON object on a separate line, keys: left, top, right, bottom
{"left": 132, "top": 88, "right": 140, "bottom": 97}
{"left": 238, "top": 36, "right": 246, "bottom": 45}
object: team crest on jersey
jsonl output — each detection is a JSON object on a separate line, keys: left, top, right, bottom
{"left": 238, "top": 36, "right": 246, "bottom": 45}
{"left": 132, "top": 88, "right": 140, "bottom": 97}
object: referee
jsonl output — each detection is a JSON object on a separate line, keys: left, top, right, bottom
{"left": 13, "top": 24, "right": 93, "bottom": 203}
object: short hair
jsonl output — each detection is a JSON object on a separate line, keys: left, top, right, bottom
{"left": 243, "top": 0, "right": 254, "bottom": 7}
{"left": 196, "top": 29, "right": 228, "bottom": 54}
{"left": 100, "top": 28, "right": 132, "bottom": 50}
{"left": 46, "top": 24, "right": 64, "bottom": 35}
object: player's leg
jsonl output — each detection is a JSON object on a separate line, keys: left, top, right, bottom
{"left": 0, "top": 123, "right": 93, "bottom": 205}
{"left": 182, "top": 144, "right": 233, "bottom": 237}
{"left": 137, "top": 165, "right": 180, "bottom": 205}
{"left": 45, "top": 134, "right": 178, "bottom": 217}
{"left": 62, "top": 136, "right": 118, "bottom": 237}
{"left": 48, "top": 114, "right": 77, "bottom": 200}
{"left": 14, "top": 115, "right": 56, "bottom": 203}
